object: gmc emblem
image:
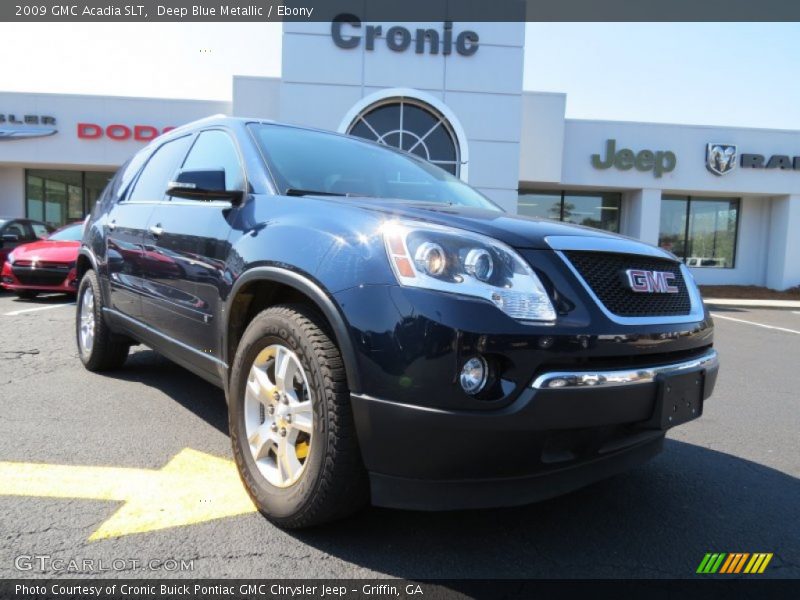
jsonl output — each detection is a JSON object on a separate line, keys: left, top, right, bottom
{"left": 624, "top": 269, "right": 679, "bottom": 294}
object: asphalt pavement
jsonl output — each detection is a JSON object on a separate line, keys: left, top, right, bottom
{"left": 0, "top": 291, "right": 798, "bottom": 579}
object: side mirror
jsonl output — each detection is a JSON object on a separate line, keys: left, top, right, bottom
{"left": 2, "top": 233, "right": 19, "bottom": 244}
{"left": 166, "top": 169, "right": 243, "bottom": 204}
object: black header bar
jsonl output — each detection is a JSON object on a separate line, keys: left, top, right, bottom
{"left": 2, "top": 579, "right": 800, "bottom": 600}
{"left": 3, "top": 0, "right": 800, "bottom": 22}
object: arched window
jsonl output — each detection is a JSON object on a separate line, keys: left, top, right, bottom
{"left": 347, "top": 98, "right": 461, "bottom": 176}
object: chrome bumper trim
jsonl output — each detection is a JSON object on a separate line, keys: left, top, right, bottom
{"left": 531, "top": 349, "right": 719, "bottom": 390}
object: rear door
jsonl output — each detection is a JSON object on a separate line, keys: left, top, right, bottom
{"left": 140, "top": 128, "right": 245, "bottom": 356}
{"left": 105, "top": 135, "right": 193, "bottom": 321}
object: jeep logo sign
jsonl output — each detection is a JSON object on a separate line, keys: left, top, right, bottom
{"left": 332, "top": 15, "right": 479, "bottom": 56}
{"left": 592, "top": 139, "right": 676, "bottom": 178}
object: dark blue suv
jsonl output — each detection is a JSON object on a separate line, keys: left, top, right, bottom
{"left": 76, "top": 116, "right": 719, "bottom": 527}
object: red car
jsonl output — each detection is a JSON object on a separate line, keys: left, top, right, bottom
{"left": 1, "top": 222, "right": 83, "bottom": 299}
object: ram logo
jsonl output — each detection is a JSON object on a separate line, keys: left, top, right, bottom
{"left": 706, "top": 143, "right": 737, "bottom": 176}
{"left": 624, "top": 269, "right": 679, "bottom": 294}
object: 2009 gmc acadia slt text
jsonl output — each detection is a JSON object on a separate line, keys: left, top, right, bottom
{"left": 75, "top": 117, "right": 718, "bottom": 527}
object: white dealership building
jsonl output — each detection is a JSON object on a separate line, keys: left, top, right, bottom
{"left": 0, "top": 22, "right": 798, "bottom": 289}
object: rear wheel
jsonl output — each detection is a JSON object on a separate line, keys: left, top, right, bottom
{"left": 229, "top": 305, "right": 368, "bottom": 528}
{"left": 15, "top": 290, "right": 38, "bottom": 299}
{"left": 76, "top": 270, "right": 129, "bottom": 371}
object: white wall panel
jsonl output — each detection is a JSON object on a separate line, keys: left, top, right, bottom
{"left": 518, "top": 92, "right": 566, "bottom": 183}
{"left": 363, "top": 46, "right": 445, "bottom": 90}
{"left": 280, "top": 83, "right": 363, "bottom": 130}
{"left": 232, "top": 77, "right": 280, "bottom": 119}
{"left": 444, "top": 45, "right": 524, "bottom": 94}
{"left": 0, "top": 167, "right": 24, "bottom": 217}
{"left": 468, "top": 141, "right": 520, "bottom": 189}
{"left": 282, "top": 34, "right": 363, "bottom": 86}
{"left": 444, "top": 92, "right": 522, "bottom": 143}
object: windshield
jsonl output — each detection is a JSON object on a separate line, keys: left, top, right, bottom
{"left": 48, "top": 223, "right": 83, "bottom": 242}
{"left": 250, "top": 124, "right": 501, "bottom": 211}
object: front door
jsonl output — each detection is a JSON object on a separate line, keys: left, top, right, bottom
{"left": 106, "top": 134, "right": 193, "bottom": 321}
{"left": 141, "top": 129, "right": 245, "bottom": 356}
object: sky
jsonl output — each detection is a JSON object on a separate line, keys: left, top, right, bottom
{"left": 2, "top": 22, "right": 799, "bottom": 130}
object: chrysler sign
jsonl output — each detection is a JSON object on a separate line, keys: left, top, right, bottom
{"left": 0, "top": 113, "right": 57, "bottom": 141}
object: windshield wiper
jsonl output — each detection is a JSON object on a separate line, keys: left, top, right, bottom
{"left": 285, "top": 188, "right": 346, "bottom": 197}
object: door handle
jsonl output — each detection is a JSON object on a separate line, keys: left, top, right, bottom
{"left": 149, "top": 224, "right": 164, "bottom": 237}
{"left": 108, "top": 219, "right": 116, "bottom": 231}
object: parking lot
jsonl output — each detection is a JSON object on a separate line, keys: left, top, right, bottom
{"left": 0, "top": 290, "right": 798, "bottom": 579}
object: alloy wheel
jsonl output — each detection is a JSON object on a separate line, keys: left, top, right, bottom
{"left": 243, "top": 344, "right": 314, "bottom": 488}
{"left": 79, "top": 286, "right": 95, "bottom": 354}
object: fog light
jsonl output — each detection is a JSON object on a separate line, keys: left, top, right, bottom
{"left": 460, "top": 356, "right": 488, "bottom": 395}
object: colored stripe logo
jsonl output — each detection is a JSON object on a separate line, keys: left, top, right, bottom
{"left": 697, "top": 552, "right": 773, "bottom": 574}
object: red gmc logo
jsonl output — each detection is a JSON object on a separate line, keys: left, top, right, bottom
{"left": 77, "top": 123, "right": 175, "bottom": 142}
{"left": 624, "top": 269, "right": 679, "bottom": 294}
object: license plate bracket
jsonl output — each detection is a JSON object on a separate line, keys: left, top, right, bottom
{"left": 648, "top": 369, "right": 705, "bottom": 430}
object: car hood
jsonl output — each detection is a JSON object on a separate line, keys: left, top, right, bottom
{"left": 325, "top": 197, "right": 625, "bottom": 249}
{"left": 11, "top": 240, "right": 79, "bottom": 263}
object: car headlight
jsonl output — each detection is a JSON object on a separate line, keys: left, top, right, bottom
{"left": 382, "top": 221, "right": 556, "bottom": 322}
{"left": 6, "top": 251, "right": 15, "bottom": 265}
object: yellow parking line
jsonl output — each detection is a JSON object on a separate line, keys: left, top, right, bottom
{"left": 0, "top": 448, "right": 256, "bottom": 540}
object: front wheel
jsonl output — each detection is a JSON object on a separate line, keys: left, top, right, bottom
{"left": 76, "top": 270, "right": 129, "bottom": 371}
{"left": 229, "top": 305, "right": 368, "bottom": 528}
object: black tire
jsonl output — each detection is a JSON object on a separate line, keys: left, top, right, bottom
{"left": 229, "top": 304, "right": 368, "bottom": 528}
{"left": 76, "top": 270, "right": 129, "bottom": 371}
{"left": 15, "top": 290, "right": 38, "bottom": 299}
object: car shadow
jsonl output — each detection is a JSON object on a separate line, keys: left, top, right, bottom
{"left": 6, "top": 292, "right": 75, "bottom": 305}
{"left": 100, "top": 348, "right": 229, "bottom": 436}
{"left": 288, "top": 440, "right": 799, "bottom": 579}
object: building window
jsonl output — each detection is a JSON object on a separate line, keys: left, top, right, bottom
{"left": 26, "top": 169, "right": 114, "bottom": 227}
{"left": 347, "top": 98, "right": 461, "bottom": 176}
{"left": 517, "top": 189, "right": 622, "bottom": 233}
{"left": 659, "top": 196, "right": 739, "bottom": 269}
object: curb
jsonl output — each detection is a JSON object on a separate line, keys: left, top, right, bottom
{"left": 703, "top": 298, "right": 800, "bottom": 310}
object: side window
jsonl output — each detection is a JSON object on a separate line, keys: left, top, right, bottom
{"left": 4, "top": 222, "right": 25, "bottom": 238}
{"left": 181, "top": 130, "right": 245, "bottom": 191}
{"left": 31, "top": 223, "right": 50, "bottom": 239}
{"left": 127, "top": 136, "right": 193, "bottom": 203}
{"left": 116, "top": 151, "right": 150, "bottom": 198}
{"left": 8, "top": 221, "right": 34, "bottom": 241}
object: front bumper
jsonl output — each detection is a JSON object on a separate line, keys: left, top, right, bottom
{"left": 352, "top": 348, "right": 718, "bottom": 510}
{"left": 1, "top": 261, "right": 77, "bottom": 293}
